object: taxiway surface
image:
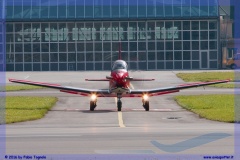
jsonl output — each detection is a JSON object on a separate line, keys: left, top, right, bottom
{"left": 5, "top": 71, "right": 236, "bottom": 155}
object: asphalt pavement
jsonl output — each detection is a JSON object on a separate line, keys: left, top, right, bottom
{"left": 4, "top": 71, "right": 238, "bottom": 158}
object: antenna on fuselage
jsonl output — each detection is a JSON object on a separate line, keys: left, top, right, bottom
{"left": 118, "top": 42, "right": 122, "bottom": 60}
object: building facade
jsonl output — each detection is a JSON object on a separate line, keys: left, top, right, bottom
{"left": 5, "top": 0, "right": 220, "bottom": 71}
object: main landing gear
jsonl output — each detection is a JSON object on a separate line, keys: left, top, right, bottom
{"left": 90, "top": 94, "right": 97, "bottom": 111}
{"left": 142, "top": 94, "right": 149, "bottom": 111}
{"left": 117, "top": 94, "right": 122, "bottom": 111}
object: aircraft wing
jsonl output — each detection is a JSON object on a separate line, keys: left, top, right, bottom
{"left": 9, "top": 78, "right": 110, "bottom": 96}
{"left": 130, "top": 79, "right": 230, "bottom": 96}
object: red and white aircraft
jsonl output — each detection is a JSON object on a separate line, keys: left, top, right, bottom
{"left": 9, "top": 51, "right": 230, "bottom": 111}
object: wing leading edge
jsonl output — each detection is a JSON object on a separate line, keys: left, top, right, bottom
{"left": 130, "top": 79, "right": 230, "bottom": 96}
{"left": 8, "top": 78, "right": 110, "bottom": 96}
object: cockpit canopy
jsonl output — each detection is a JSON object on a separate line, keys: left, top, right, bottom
{"left": 112, "top": 60, "right": 128, "bottom": 71}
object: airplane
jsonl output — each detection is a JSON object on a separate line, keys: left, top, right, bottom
{"left": 9, "top": 45, "right": 230, "bottom": 112}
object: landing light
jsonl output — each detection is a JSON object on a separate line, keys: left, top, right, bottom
{"left": 91, "top": 94, "right": 97, "bottom": 101}
{"left": 143, "top": 94, "right": 149, "bottom": 101}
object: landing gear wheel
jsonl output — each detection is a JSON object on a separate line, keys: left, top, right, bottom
{"left": 90, "top": 101, "right": 96, "bottom": 111}
{"left": 143, "top": 101, "right": 149, "bottom": 111}
{"left": 117, "top": 101, "right": 122, "bottom": 111}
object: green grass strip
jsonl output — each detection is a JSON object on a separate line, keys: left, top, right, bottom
{"left": 175, "top": 95, "right": 234, "bottom": 123}
{"left": 5, "top": 85, "right": 44, "bottom": 92}
{"left": 6, "top": 97, "right": 57, "bottom": 124}
{"left": 176, "top": 72, "right": 234, "bottom": 88}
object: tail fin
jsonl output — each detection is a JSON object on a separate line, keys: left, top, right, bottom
{"left": 118, "top": 42, "right": 122, "bottom": 60}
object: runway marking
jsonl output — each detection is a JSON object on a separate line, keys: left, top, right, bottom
{"left": 130, "top": 83, "right": 134, "bottom": 89}
{"left": 115, "top": 97, "right": 126, "bottom": 128}
{"left": 24, "top": 75, "right": 29, "bottom": 79}
{"left": 151, "top": 133, "right": 231, "bottom": 153}
{"left": 118, "top": 112, "right": 126, "bottom": 128}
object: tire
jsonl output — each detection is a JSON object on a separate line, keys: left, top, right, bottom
{"left": 144, "top": 101, "right": 149, "bottom": 111}
{"left": 117, "top": 101, "right": 122, "bottom": 111}
{"left": 230, "top": 64, "right": 237, "bottom": 69}
{"left": 90, "top": 101, "right": 95, "bottom": 111}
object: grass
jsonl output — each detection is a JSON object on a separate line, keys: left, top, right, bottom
{"left": 175, "top": 95, "right": 234, "bottom": 123}
{"left": 176, "top": 72, "right": 234, "bottom": 88}
{"left": 5, "top": 97, "right": 57, "bottom": 124}
{"left": 4, "top": 85, "right": 44, "bottom": 92}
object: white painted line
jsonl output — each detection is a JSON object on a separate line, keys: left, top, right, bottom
{"left": 130, "top": 83, "right": 135, "bottom": 89}
{"left": 24, "top": 75, "right": 29, "bottom": 79}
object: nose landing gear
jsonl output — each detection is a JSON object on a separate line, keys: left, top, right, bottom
{"left": 117, "top": 94, "right": 122, "bottom": 111}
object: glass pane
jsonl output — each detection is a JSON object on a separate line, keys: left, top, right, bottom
{"left": 41, "top": 53, "right": 49, "bottom": 62}
{"left": 85, "top": 0, "right": 94, "bottom": 18}
{"left": 174, "top": 61, "right": 182, "bottom": 69}
{"left": 210, "top": 51, "right": 217, "bottom": 59}
{"left": 174, "top": 41, "right": 182, "bottom": 50}
{"left": 174, "top": 51, "right": 182, "bottom": 60}
{"left": 201, "top": 41, "right": 208, "bottom": 50}
{"left": 157, "top": 52, "right": 164, "bottom": 60}
{"left": 49, "top": 6, "right": 57, "bottom": 18}
{"left": 209, "top": 21, "right": 217, "bottom": 30}
{"left": 192, "top": 41, "right": 199, "bottom": 50}
{"left": 173, "top": 5, "right": 181, "bottom": 17}
{"left": 182, "top": 0, "right": 190, "bottom": 17}
{"left": 129, "top": 5, "right": 137, "bottom": 17}
{"left": 166, "top": 62, "right": 173, "bottom": 69}
{"left": 67, "top": 0, "right": 76, "bottom": 18}
{"left": 191, "top": 0, "right": 200, "bottom": 16}
{"left": 59, "top": 53, "right": 67, "bottom": 62}
{"left": 156, "top": 1, "right": 164, "bottom": 17}
{"left": 147, "top": 0, "right": 155, "bottom": 17}
{"left": 183, "top": 51, "right": 191, "bottom": 60}
{"left": 200, "top": 0, "right": 208, "bottom": 16}
{"left": 209, "top": 41, "right": 217, "bottom": 49}
{"left": 183, "top": 41, "right": 190, "bottom": 50}
{"left": 166, "top": 51, "right": 173, "bottom": 60}
{"left": 166, "top": 41, "right": 173, "bottom": 50}
{"left": 200, "top": 31, "right": 208, "bottom": 40}
{"left": 50, "top": 53, "right": 58, "bottom": 62}
{"left": 138, "top": 42, "right": 146, "bottom": 51}
{"left": 24, "top": 54, "right": 32, "bottom": 62}
{"left": 192, "top": 21, "right": 199, "bottom": 30}
{"left": 138, "top": 0, "right": 146, "bottom": 17}
{"left": 120, "top": 0, "right": 128, "bottom": 17}
{"left": 76, "top": 1, "right": 84, "bottom": 18}
{"left": 139, "top": 52, "right": 146, "bottom": 61}
{"left": 165, "top": 5, "right": 173, "bottom": 17}
{"left": 111, "top": 0, "right": 119, "bottom": 17}
{"left": 209, "top": 31, "right": 217, "bottom": 39}
{"left": 192, "top": 31, "right": 199, "bottom": 40}
{"left": 103, "top": 0, "right": 111, "bottom": 17}
{"left": 148, "top": 52, "right": 155, "bottom": 60}
{"left": 192, "top": 51, "right": 199, "bottom": 60}
{"left": 148, "top": 62, "right": 156, "bottom": 70}
{"left": 183, "top": 21, "right": 190, "bottom": 30}
{"left": 200, "top": 21, "right": 208, "bottom": 30}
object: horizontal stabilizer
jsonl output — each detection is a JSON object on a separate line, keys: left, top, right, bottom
{"left": 85, "top": 79, "right": 109, "bottom": 81}
{"left": 125, "top": 77, "right": 155, "bottom": 81}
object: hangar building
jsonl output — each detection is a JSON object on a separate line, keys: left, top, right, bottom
{"left": 4, "top": 0, "right": 219, "bottom": 71}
